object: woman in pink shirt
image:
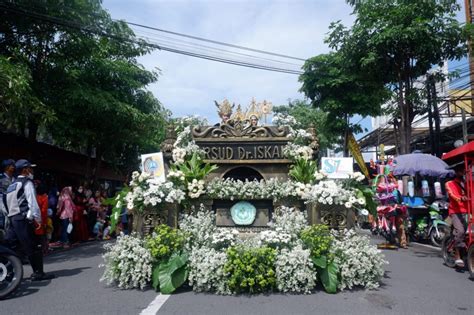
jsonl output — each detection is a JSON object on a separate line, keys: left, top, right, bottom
{"left": 53, "top": 187, "right": 75, "bottom": 248}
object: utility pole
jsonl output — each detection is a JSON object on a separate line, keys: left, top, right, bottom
{"left": 430, "top": 76, "right": 442, "bottom": 157}
{"left": 465, "top": 0, "right": 474, "bottom": 114}
{"left": 426, "top": 77, "right": 436, "bottom": 155}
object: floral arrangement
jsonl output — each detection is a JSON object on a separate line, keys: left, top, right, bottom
{"left": 101, "top": 206, "right": 386, "bottom": 294}
{"left": 125, "top": 172, "right": 186, "bottom": 213}
{"left": 100, "top": 233, "right": 153, "bottom": 289}
{"left": 275, "top": 244, "right": 317, "bottom": 293}
{"left": 331, "top": 229, "right": 387, "bottom": 290}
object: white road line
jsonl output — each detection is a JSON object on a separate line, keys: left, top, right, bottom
{"left": 410, "top": 242, "right": 441, "bottom": 251}
{"left": 140, "top": 294, "right": 170, "bottom": 315}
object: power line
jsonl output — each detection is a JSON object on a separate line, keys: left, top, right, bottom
{"left": 0, "top": 3, "right": 304, "bottom": 75}
{"left": 126, "top": 21, "right": 307, "bottom": 62}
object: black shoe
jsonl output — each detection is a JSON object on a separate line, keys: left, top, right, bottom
{"left": 31, "top": 272, "right": 56, "bottom": 281}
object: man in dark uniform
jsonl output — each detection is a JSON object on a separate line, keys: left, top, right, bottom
{"left": 0, "top": 159, "right": 15, "bottom": 229}
{"left": 5, "top": 159, "right": 54, "bottom": 281}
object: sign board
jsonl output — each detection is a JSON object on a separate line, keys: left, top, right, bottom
{"left": 141, "top": 152, "right": 165, "bottom": 182}
{"left": 347, "top": 133, "right": 370, "bottom": 179}
{"left": 321, "top": 157, "right": 354, "bottom": 179}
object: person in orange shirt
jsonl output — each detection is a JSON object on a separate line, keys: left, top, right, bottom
{"left": 445, "top": 164, "right": 468, "bottom": 267}
{"left": 35, "top": 181, "right": 49, "bottom": 254}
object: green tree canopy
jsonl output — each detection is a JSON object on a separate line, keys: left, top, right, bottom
{"left": 325, "top": 0, "right": 470, "bottom": 154}
{"left": 273, "top": 99, "right": 339, "bottom": 154}
{"left": 0, "top": 0, "right": 168, "bottom": 175}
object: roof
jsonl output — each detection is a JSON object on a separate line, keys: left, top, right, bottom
{"left": 442, "top": 141, "right": 474, "bottom": 163}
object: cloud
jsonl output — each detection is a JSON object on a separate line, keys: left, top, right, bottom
{"left": 104, "top": 0, "right": 354, "bottom": 122}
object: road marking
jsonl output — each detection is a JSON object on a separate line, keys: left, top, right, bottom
{"left": 410, "top": 242, "right": 441, "bottom": 251}
{"left": 140, "top": 294, "right": 170, "bottom": 315}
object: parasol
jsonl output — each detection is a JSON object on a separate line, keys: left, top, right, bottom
{"left": 392, "top": 152, "right": 454, "bottom": 177}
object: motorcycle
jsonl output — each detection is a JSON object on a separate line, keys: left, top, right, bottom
{"left": 407, "top": 200, "right": 449, "bottom": 247}
{"left": 0, "top": 242, "right": 23, "bottom": 299}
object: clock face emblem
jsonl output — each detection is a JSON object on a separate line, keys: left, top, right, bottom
{"left": 230, "top": 201, "right": 257, "bottom": 225}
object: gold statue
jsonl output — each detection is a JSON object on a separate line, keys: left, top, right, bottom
{"left": 214, "top": 99, "right": 234, "bottom": 124}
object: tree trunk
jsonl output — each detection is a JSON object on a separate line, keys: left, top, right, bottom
{"left": 92, "top": 145, "right": 102, "bottom": 188}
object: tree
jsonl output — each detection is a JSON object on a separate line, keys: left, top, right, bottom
{"left": 273, "top": 99, "right": 339, "bottom": 154}
{"left": 0, "top": 0, "right": 168, "bottom": 176}
{"left": 299, "top": 52, "right": 390, "bottom": 155}
{"left": 326, "top": 0, "right": 469, "bottom": 154}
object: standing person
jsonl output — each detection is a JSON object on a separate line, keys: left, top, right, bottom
{"left": 53, "top": 187, "right": 75, "bottom": 249}
{"left": 87, "top": 190, "right": 102, "bottom": 239}
{"left": 35, "top": 181, "right": 50, "bottom": 254}
{"left": 72, "top": 186, "right": 89, "bottom": 243}
{"left": 445, "top": 164, "right": 468, "bottom": 267}
{"left": 4, "top": 159, "right": 54, "bottom": 281}
{"left": 0, "top": 159, "right": 15, "bottom": 229}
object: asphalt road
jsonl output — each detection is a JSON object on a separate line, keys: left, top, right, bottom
{"left": 1, "top": 237, "right": 473, "bottom": 315}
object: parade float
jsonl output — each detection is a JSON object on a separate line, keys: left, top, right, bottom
{"left": 100, "top": 99, "right": 387, "bottom": 294}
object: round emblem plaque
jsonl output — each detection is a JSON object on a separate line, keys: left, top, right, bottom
{"left": 230, "top": 201, "right": 257, "bottom": 225}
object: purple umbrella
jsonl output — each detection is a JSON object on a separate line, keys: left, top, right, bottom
{"left": 392, "top": 152, "right": 454, "bottom": 177}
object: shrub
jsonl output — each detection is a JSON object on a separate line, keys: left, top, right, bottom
{"left": 331, "top": 230, "right": 387, "bottom": 290}
{"left": 275, "top": 244, "right": 317, "bottom": 293}
{"left": 180, "top": 207, "right": 216, "bottom": 250}
{"left": 100, "top": 234, "right": 153, "bottom": 289}
{"left": 300, "top": 224, "right": 333, "bottom": 258}
{"left": 224, "top": 246, "right": 277, "bottom": 294}
{"left": 145, "top": 224, "right": 185, "bottom": 263}
{"left": 188, "top": 246, "right": 230, "bottom": 294}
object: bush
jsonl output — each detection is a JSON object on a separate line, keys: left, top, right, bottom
{"left": 270, "top": 206, "right": 307, "bottom": 243}
{"left": 224, "top": 246, "right": 277, "bottom": 294}
{"left": 300, "top": 225, "right": 333, "bottom": 258}
{"left": 275, "top": 244, "right": 317, "bottom": 293}
{"left": 180, "top": 207, "right": 216, "bottom": 250}
{"left": 145, "top": 224, "right": 185, "bottom": 262}
{"left": 100, "top": 234, "right": 153, "bottom": 289}
{"left": 188, "top": 246, "right": 230, "bottom": 294}
{"left": 331, "top": 230, "right": 387, "bottom": 290}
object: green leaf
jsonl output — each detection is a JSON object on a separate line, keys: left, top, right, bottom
{"left": 157, "top": 252, "right": 188, "bottom": 294}
{"left": 320, "top": 261, "right": 339, "bottom": 294}
{"left": 151, "top": 264, "right": 160, "bottom": 291}
{"left": 312, "top": 255, "right": 327, "bottom": 269}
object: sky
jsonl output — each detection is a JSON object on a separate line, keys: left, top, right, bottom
{"left": 103, "top": 0, "right": 468, "bottom": 138}
{"left": 103, "top": 0, "right": 354, "bottom": 122}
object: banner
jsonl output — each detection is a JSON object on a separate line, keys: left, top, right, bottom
{"left": 141, "top": 152, "right": 166, "bottom": 182}
{"left": 321, "top": 157, "right": 354, "bottom": 179}
{"left": 347, "top": 133, "right": 370, "bottom": 179}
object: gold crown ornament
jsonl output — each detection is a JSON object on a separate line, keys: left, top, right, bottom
{"left": 214, "top": 99, "right": 234, "bottom": 118}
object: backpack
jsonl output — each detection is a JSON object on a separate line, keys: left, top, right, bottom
{"left": 5, "top": 177, "right": 30, "bottom": 218}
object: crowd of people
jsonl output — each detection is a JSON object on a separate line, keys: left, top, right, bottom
{"left": 0, "top": 159, "right": 129, "bottom": 255}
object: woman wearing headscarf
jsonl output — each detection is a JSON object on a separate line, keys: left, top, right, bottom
{"left": 52, "top": 187, "right": 75, "bottom": 249}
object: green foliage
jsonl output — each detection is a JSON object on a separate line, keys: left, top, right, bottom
{"left": 145, "top": 225, "right": 185, "bottom": 263}
{"left": 319, "top": 260, "right": 339, "bottom": 294}
{"left": 175, "top": 151, "right": 218, "bottom": 182}
{"left": 325, "top": 0, "right": 470, "bottom": 153}
{"left": 103, "top": 187, "right": 130, "bottom": 232}
{"left": 302, "top": 225, "right": 339, "bottom": 294}
{"left": 273, "top": 99, "right": 337, "bottom": 153}
{"left": 289, "top": 158, "right": 317, "bottom": 184}
{"left": 225, "top": 246, "right": 277, "bottom": 294}
{"left": 0, "top": 0, "right": 168, "bottom": 172}
{"left": 357, "top": 187, "right": 377, "bottom": 217}
{"left": 299, "top": 52, "right": 390, "bottom": 137}
{"left": 151, "top": 252, "right": 189, "bottom": 294}
{"left": 300, "top": 225, "right": 333, "bottom": 258}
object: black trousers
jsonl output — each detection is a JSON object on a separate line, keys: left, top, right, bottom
{"left": 6, "top": 214, "right": 44, "bottom": 274}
